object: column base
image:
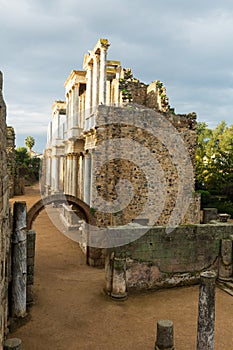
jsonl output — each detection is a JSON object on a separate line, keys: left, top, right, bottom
{"left": 110, "top": 292, "right": 128, "bottom": 301}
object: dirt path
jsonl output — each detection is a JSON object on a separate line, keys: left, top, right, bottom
{"left": 9, "top": 185, "right": 233, "bottom": 349}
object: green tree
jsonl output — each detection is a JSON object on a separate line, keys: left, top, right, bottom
{"left": 196, "top": 121, "right": 233, "bottom": 193}
{"left": 15, "top": 147, "right": 31, "bottom": 166}
{"left": 25, "top": 136, "right": 35, "bottom": 152}
{"left": 15, "top": 146, "right": 41, "bottom": 182}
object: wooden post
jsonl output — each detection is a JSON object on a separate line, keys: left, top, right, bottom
{"left": 12, "top": 202, "right": 27, "bottom": 318}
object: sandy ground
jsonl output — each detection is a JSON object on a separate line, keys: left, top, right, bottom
{"left": 9, "top": 185, "right": 233, "bottom": 350}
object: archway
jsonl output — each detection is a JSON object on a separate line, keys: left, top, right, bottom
{"left": 27, "top": 194, "right": 95, "bottom": 230}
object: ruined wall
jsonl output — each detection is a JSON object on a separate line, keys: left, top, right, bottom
{"left": 0, "top": 72, "right": 12, "bottom": 349}
{"left": 91, "top": 105, "right": 200, "bottom": 228}
{"left": 107, "top": 223, "right": 233, "bottom": 292}
{"left": 6, "top": 127, "right": 16, "bottom": 198}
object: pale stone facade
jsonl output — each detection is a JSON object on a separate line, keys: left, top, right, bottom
{"left": 0, "top": 72, "right": 12, "bottom": 350}
{"left": 42, "top": 39, "right": 200, "bottom": 243}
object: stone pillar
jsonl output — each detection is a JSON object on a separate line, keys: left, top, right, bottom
{"left": 73, "top": 85, "right": 80, "bottom": 127}
{"left": 52, "top": 156, "right": 59, "bottom": 193}
{"left": 79, "top": 155, "right": 82, "bottom": 199}
{"left": 218, "top": 239, "right": 233, "bottom": 281}
{"left": 155, "top": 320, "right": 175, "bottom": 350}
{"left": 85, "top": 65, "right": 92, "bottom": 118}
{"left": 67, "top": 155, "right": 72, "bottom": 195}
{"left": 63, "top": 157, "right": 67, "bottom": 193}
{"left": 12, "top": 202, "right": 27, "bottom": 318}
{"left": 46, "top": 157, "right": 51, "bottom": 188}
{"left": 72, "top": 154, "right": 78, "bottom": 197}
{"left": 59, "top": 156, "right": 64, "bottom": 192}
{"left": 106, "top": 80, "right": 111, "bottom": 105}
{"left": 197, "top": 271, "right": 216, "bottom": 350}
{"left": 27, "top": 230, "right": 36, "bottom": 305}
{"left": 92, "top": 55, "right": 99, "bottom": 111}
{"left": 110, "top": 255, "right": 127, "bottom": 300}
{"left": 84, "top": 154, "right": 91, "bottom": 205}
{"left": 105, "top": 251, "right": 114, "bottom": 295}
{"left": 99, "top": 47, "right": 107, "bottom": 105}
{"left": 4, "top": 338, "right": 22, "bottom": 350}
{"left": 202, "top": 208, "right": 218, "bottom": 223}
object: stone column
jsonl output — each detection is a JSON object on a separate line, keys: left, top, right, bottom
{"left": 72, "top": 154, "right": 78, "bottom": 197}
{"left": 110, "top": 255, "right": 127, "bottom": 300}
{"left": 106, "top": 80, "right": 111, "bottom": 105}
{"left": 78, "top": 154, "right": 83, "bottom": 200}
{"left": 85, "top": 65, "right": 92, "bottom": 118}
{"left": 52, "top": 156, "right": 59, "bottom": 193}
{"left": 197, "top": 271, "right": 216, "bottom": 350}
{"left": 155, "top": 320, "right": 175, "bottom": 350}
{"left": 75, "top": 84, "right": 80, "bottom": 127}
{"left": 46, "top": 156, "right": 51, "bottom": 188}
{"left": 26, "top": 230, "right": 36, "bottom": 305}
{"left": 64, "top": 156, "right": 67, "bottom": 193}
{"left": 12, "top": 202, "right": 27, "bottom": 318}
{"left": 67, "top": 155, "right": 72, "bottom": 195}
{"left": 4, "top": 338, "right": 22, "bottom": 350}
{"left": 99, "top": 47, "right": 107, "bottom": 105}
{"left": 84, "top": 153, "right": 91, "bottom": 205}
{"left": 92, "top": 55, "right": 99, "bottom": 112}
{"left": 105, "top": 251, "right": 114, "bottom": 295}
{"left": 59, "top": 156, "right": 64, "bottom": 192}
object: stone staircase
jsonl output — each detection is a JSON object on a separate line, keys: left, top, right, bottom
{"left": 217, "top": 278, "right": 233, "bottom": 296}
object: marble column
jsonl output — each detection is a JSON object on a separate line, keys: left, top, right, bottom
{"left": 106, "top": 80, "right": 111, "bottom": 105}
{"left": 72, "top": 85, "right": 79, "bottom": 128}
{"left": 66, "top": 93, "right": 69, "bottom": 132}
{"left": 59, "top": 156, "right": 64, "bottom": 192}
{"left": 99, "top": 47, "right": 107, "bottom": 105}
{"left": 92, "top": 55, "right": 99, "bottom": 112}
{"left": 46, "top": 156, "right": 52, "bottom": 194}
{"left": 65, "top": 156, "right": 70, "bottom": 194}
{"left": 78, "top": 155, "right": 83, "bottom": 200}
{"left": 72, "top": 154, "right": 78, "bottom": 197}
{"left": 52, "top": 156, "right": 59, "bottom": 193}
{"left": 84, "top": 153, "right": 91, "bottom": 205}
{"left": 85, "top": 65, "right": 92, "bottom": 118}
{"left": 68, "top": 155, "right": 72, "bottom": 195}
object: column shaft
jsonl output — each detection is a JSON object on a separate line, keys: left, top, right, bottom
{"left": 92, "top": 55, "right": 99, "bottom": 112}
{"left": 197, "top": 271, "right": 216, "bottom": 350}
{"left": 99, "top": 47, "right": 107, "bottom": 104}
{"left": 85, "top": 66, "right": 92, "bottom": 118}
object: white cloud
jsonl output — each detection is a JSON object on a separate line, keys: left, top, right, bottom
{"left": 1, "top": 0, "right": 233, "bottom": 152}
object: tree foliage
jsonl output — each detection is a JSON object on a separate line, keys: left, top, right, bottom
{"left": 196, "top": 121, "right": 233, "bottom": 192}
{"left": 25, "top": 136, "right": 35, "bottom": 151}
{"left": 196, "top": 121, "right": 233, "bottom": 215}
{"left": 15, "top": 146, "right": 40, "bottom": 182}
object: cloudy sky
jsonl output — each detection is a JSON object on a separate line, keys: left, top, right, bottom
{"left": 1, "top": 0, "right": 233, "bottom": 152}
